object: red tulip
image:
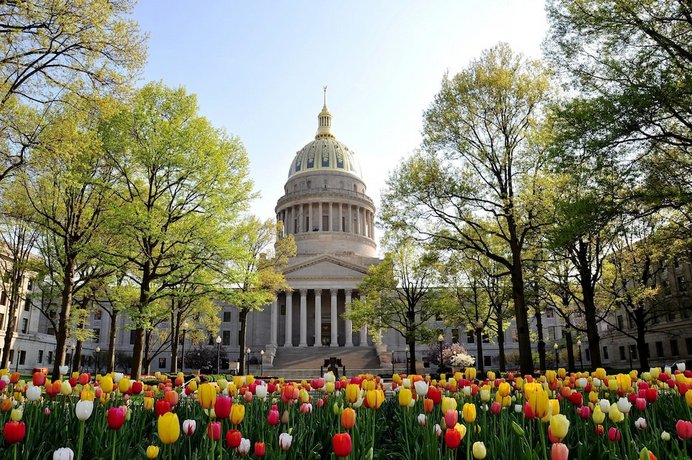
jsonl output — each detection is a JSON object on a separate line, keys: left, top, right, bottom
{"left": 676, "top": 420, "right": 692, "bottom": 440}
{"left": 254, "top": 441, "right": 266, "bottom": 457}
{"left": 131, "top": 381, "right": 143, "bottom": 395}
{"left": 107, "top": 407, "right": 126, "bottom": 430}
{"left": 332, "top": 432, "right": 352, "bottom": 458}
{"left": 78, "top": 373, "right": 90, "bottom": 386}
{"left": 551, "top": 443, "right": 569, "bottom": 460}
{"left": 635, "top": 398, "right": 646, "bottom": 411}
{"left": 445, "top": 428, "right": 462, "bottom": 449}
{"left": 645, "top": 388, "right": 658, "bottom": 403}
{"left": 490, "top": 401, "right": 501, "bottom": 414}
{"left": 267, "top": 406, "right": 280, "bottom": 426}
{"left": 444, "top": 409, "right": 458, "bottom": 428}
{"left": 32, "top": 372, "right": 46, "bottom": 387}
{"left": 3, "top": 421, "right": 26, "bottom": 444}
{"left": 608, "top": 427, "right": 621, "bottom": 442}
{"left": 427, "top": 386, "right": 442, "bottom": 405}
{"left": 155, "top": 399, "right": 171, "bottom": 417}
{"left": 207, "top": 422, "right": 221, "bottom": 441}
{"left": 226, "top": 429, "right": 242, "bottom": 448}
{"left": 214, "top": 396, "right": 232, "bottom": 419}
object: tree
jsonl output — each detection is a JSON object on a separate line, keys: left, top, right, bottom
{"left": 381, "top": 44, "right": 552, "bottom": 375}
{"left": 348, "top": 238, "right": 445, "bottom": 375}
{"left": 0, "top": 0, "right": 145, "bottom": 182}
{"left": 21, "top": 98, "right": 117, "bottom": 380}
{"left": 101, "top": 83, "right": 254, "bottom": 379}
{"left": 220, "top": 218, "right": 295, "bottom": 375}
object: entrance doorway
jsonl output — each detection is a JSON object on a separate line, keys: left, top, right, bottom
{"left": 321, "top": 323, "right": 331, "bottom": 346}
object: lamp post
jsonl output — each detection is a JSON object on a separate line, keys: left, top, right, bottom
{"left": 260, "top": 350, "right": 264, "bottom": 376}
{"left": 95, "top": 346, "right": 101, "bottom": 374}
{"left": 181, "top": 322, "right": 189, "bottom": 373}
{"left": 577, "top": 340, "right": 583, "bottom": 371}
{"left": 69, "top": 343, "right": 76, "bottom": 374}
{"left": 15, "top": 349, "right": 21, "bottom": 373}
{"left": 215, "top": 336, "right": 222, "bottom": 375}
{"left": 554, "top": 342, "right": 559, "bottom": 369}
{"left": 246, "top": 347, "right": 251, "bottom": 375}
{"left": 437, "top": 333, "right": 445, "bottom": 373}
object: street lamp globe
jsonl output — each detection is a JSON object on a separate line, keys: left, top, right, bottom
{"left": 437, "top": 334, "right": 444, "bottom": 343}
{"left": 247, "top": 347, "right": 251, "bottom": 354}
{"left": 95, "top": 346, "right": 101, "bottom": 353}
{"left": 215, "top": 336, "right": 222, "bottom": 345}
{"left": 577, "top": 340, "right": 582, "bottom": 347}
{"left": 553, "top": 343, "right": 559, "bottom": 350}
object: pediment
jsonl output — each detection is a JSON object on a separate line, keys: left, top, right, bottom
{"left": 284, "top": 255, "right": 370, "bottom": 279}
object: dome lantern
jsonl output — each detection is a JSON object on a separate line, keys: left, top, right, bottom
{"left": 316, "top": 86, "right": 334, "bottom": 139}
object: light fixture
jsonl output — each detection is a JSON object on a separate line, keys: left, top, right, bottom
{"left": 215, "top": 336, "right": 221, "bottom": 345}
{"left": 554, "top": 343, "right": 559, "bottom": 350}
{"left": 437, "top": 334, "right": 444, "bottom": 343}
{"left": 95, "top": 346, "right": 101, "bottom": 353}
{"left": 577, "top": 340, "right": 582, "bottom": 347}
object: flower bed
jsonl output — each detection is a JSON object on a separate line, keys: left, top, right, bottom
{"left": 0, "top": 367, "right": 690, "bottom": 459}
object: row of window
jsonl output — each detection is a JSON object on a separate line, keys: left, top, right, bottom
{"left": 585, "top": 337, "right": 692, "bottom": 362}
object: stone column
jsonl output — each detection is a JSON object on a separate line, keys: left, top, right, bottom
{"left": 330, "top": 289, "right": 338, "bottom": 347}
{"left": 349, "top": 205, "right": 353, "bottom": 234}
{"left": 360, "top": 325, "right": 368, "bottom": 346}
{"left": 284, "top": 292, "right": 293, "bottom": 347}
{"left": 339, "top": 203, "right": 343, "bottom": 231}
{"left": 345, "top": 289, "right": 353, "bottom": 347}
{"left": 270, "top": 299, "right": 278, "bottom": 346}
{"left": 314, "top": 289, "right": 322, "bottom": 346}
{"left": 319, "top": 202, "right": 323, "bottom": 231}
{"left": 299, "top": 289, "right": 308, "bottom": 347}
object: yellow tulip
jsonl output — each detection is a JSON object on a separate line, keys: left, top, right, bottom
{"left": 462, "top": 403, "right": 477, "bottom": 423}
{"left": 10, "top": 408, "right": 22, "bottom": 421}
{"left": 557, "top": 368, "right": 566, "bottom": 379}
{"left": 441, "top": 396, "right": 457, "bottom": 413}
{"left": 188, "top": 380, "right": 198, "bottom": 392}
{"left": 454, "top": 422, "right": 467, "bottom": 439}
{"left": 146, "top": 445, "right": 159, "bottom": 459}
{"left": 593, "top": 368, "right": 606, "bottom": 380}
{"left": 246, "top": 375, "right": 255, "bottom": 385}
{"left": 608, "top": 405, "right": 624, "bottom": 423}
{"left": 118, "top": 377, "right": 131, "bottom": 393}
{"left": 198, "top": 383, "right": 217, "bottom": 410}
{"left": 398, "top": 388, "right": 412, "bottom": 407}
{"left": 472, "top": 441, "right": 487, "bottom": 459}
{"left": 80, "top": 390, "right": 95, "bottom": 401}
{"left": 685, "top": 390, "right": 692, "bottom": 408}
{"left": 549, "top": 414, "right": 570, "bottom": 441}
{"left": 545, "top": 370, "right": 556, "bottom": 384}
{"left": 325, "top": 382, "right": 335, "bottom": 394}
{"left": 592, "top": 405, "right": 605, "bottom": 424}
{"left": 465, "top": 368, "right": 477, "bottom": 381}
{"left": 143, "top": 397, "right": 154, "bottom": 411}
{"left": 157, "top": 412, "right": 180, "bottom": 445}
{"left": 498, "top": 382, "right": 511, "bottom": 398}
{"left": 230, "top": 403, "right": 245, "bottom": 425}
{"left": 100, "top": 376, "right": 114, "bottom": 393}
{"left": 486, "top": 371, "right": 496, "bottom": 381}
{"left": 549, "top": 399, "right": 560, "bottom": 416}
{"left": 366, "top": 389, "right": 385, "bottom": 409}
{"left": 346, "top": 384, "right": 360, "bottom": 404}
{"left": 616, "top": 374, "right": 632, "bottom": 393}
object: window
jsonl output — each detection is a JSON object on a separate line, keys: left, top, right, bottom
{"left": 129, "top": 330, "right": 136, "bottom": 345}
{"left": 484, "top": 356, "right": 492, "bottom": 367}
{"left": 0, "top": 313, "right": 4, "bottom": 329}
{"left": 679, "top": 276, "right": 688, "bottom": 293}
{"left": 627, "top": 314, "right": 634, "bottom": 329}
{"left": 93, "top": 328, "right": 100, "bottom": 342}
{"left": 223, "top": 311, "right": 232, "bottom": 322}
{"left": 24, "top": 297, "right": 30, "bottom": 311}
{"left": 8, "top": 350, "right": 14, "bottom": 363}
{"left": 482, "top": 333, "right": 490, "bottom": 343}
{"left": 662, "top": 280, "right": 671, "bottom": 297}
{"left": 158, "top": 357, "right": 166, "bottom": 368}
{"left": 19, "top": 350, "right": 25, "bottom": 365}
{"left": 306, "top": 180, "right": 311, "bottom": 189}
{"left": 37, "top": 350, "right": 43, "bottom": 364}
{"left": 512, "top": 329, "right": 518, "bottom": 342}
{"left": 451, "top": 328, "right": 459, "bottom": 343}
{"left": 686, "top": 337, "right": 692, "bottom": 355}
{"left": 222, "top": 330, "right": 231, "bottom": 346}
{"left": 467, "top": 330, "right": 475, "bottom": 344}
{"left": 602, "top": 346, "right": 609, "bottom": 360}
{"left": 208, "top": 335, "right": 214, "bottom": 345}
{"left": 27, "top": 278, "right": 34, "bottom": 291}
{"left": 617, "top": 315, "right": 624, "bottom": 330}
{"left": 619, "top": 346, "right": 625, "bottom": 360}
{"left": 655, "top": 341, "right": 664, "bottom": 357}
{"left": 280, "top": 304, "right": 286, "bottom": 315}
{"left": 47, "top": 327, "right": 55, "bottom": 336}
{"left": 546, "top": 308, "right": 554, "bottom": 318}
{"left": 94, "top": 310, "right": 102, "bottom": 321}
{"left": 0, "top": 290, "right": 6, "bottom": 305}
{"left": 48, "top": 351, "right": 53, "bottom": 364}
{"left": 305, "top": 216, "right": 310, "bottom": 231}
{"left": 21, "top": 318, "right": 28, "bottom": 333}
{"left": 585, "top": 349, "right": 590, "bottom": 361}
{"left": 670, "top": 339, "right": 679, "bottom": 356}
{"left": 630, "top": 345, "right": 638, "bottom": 360}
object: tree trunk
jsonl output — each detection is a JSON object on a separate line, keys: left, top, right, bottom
{"left": 131, "top": 263, "right": 150, "bottom": 379}
{"left": 107, "top": 309, "right": 118, "bottom": 373}
{"left": 577, "top": 241, "right": 602, "bottom": 368}
{"left": 0, "top": 272, "right": 22, "bottom": 369}
{"left": 496, "top": 312, "right": 506, "bottom": 372}
{"left": 74, "top": 339, "right": 83, "bottom": 374}
{"left": 635, "top": 310, "right": 649, "bottom": 371}
{"left": 508, "top": 230, "right": 534, "bottom": 376}
{"left": 565, "top": 330, "right": 575, "bottom": 372}
{"left": 475, "top": 327, "right": 485, "bottom": 374}
{"left": 239, "top": 309, "right": 248, "bottom": 375}
{"left": 170, "top": 309, "right": 180, "bottom": 374}
{"left": 51, "top": 257, "right": 75, "bottom": 381}
{"left": 407, "top": 336, "right": 417, "bottom": 375}
{"left": 142, "top": 329, "right": 152, "bottom": 375}
{"left": 535, "top": 308, "right": 546, "bottom": 372}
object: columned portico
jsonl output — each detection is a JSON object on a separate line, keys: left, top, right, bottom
{"left": 284, "top": 292, "right": 293, "bottom": 347}
{"left": 299, "top": 289, "right": 308, "bottom": 347}
{"left": 344, "top": 289, "right": 353, "bottom": 347}
{"left": 314, "top": 289, "right": 322, "bottom": 346}
{"left": 330, "top": 289, "right": 338, "bottom": 347}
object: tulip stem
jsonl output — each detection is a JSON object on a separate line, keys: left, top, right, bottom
{"left": 111, "top": 430, "right": 116, "bottom": 460}
{"left": 76, "top": 420, "right": 85, "bottom": 460}
{"left": 13, "top": 443, "right": 16, "bottom": 460}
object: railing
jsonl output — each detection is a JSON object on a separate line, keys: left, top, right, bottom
{"left": 276, "top": 187, "right": 375, "bottom": 207}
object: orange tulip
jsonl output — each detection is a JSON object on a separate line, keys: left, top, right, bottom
{"left": 341, "top": 407, "right": 356, "bottom": 429}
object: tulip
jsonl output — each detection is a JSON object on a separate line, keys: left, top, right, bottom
{"left": 414, "top": 380, "right": 429, "bottom": 397}
{"left": 226, "top": 429, "right": 242, "bottom": 448}
{"left": 107, "top": 407, "right": 126, "bottom": 430}
{"left": 230, "top": 403, "right": 245, "bottom": 424}
{"left": 549, "top": 414, "right": 569, "bottom": 441}
{"left": 279, "top": 432, "right": 293, "bottom": 451}
{"left": 608, "top": 427, "right": 621, "bottom": 442}
{"left": 157, "top": 412, "right": 180, "bottom": 445}
{"left": 551, "top": 443, "right": 569, "bottom": 460}
{"left": 398, "top": 388, "right": 412, "bottom": 407}
{"left": 444, "top": 408, "right": 458, "bottom": 428}
{"left": 267, "top": 406, "right": 280, "bottom": 426}
{"left": 635, "top": 417, "right": 647, "bottom": 430}
{"left": 592, "top": 405, "right": 605, "bottom": 424}
{"left": 661, "top": 431, "right": 671, "bottom": 441}
{"left": 3, "top": 421, "right": 26, "bottom": 444}
{"left": 100, "top": 376, "right": 114, "bottom": 393}
{"left": 59, "top": 365, "right": 69, "bottom": 375}
{"left": 472, "top": 441, "right": 486, "bottom": 459}
{"left": 462, "top": 403, "right": 477, "bottom": 423}
{"left": 254, "top": 441, "right": 266, "bottom": 457}
{"left": 333, "top": 432, "right": 352, "bottom": 458}
{"left": 608, "top": 405, "right": 624, "bottom": 423}
{"left": 155, "top": 399, "right": 171, "bottom": 417}
{"left": 10, "top": 408, "right": 23, "bottom": 422}
{"left": 53, "top": 447, "right": 75, "bottom": 460}
{"left": 214, "top": 396, "right": 232, "bottom": 419}
{"left": 616, "top": 397, "right": 632, "bottom": 414}
{"left": 686, "top": 390, "right": 692, "bottom": 408}
{"left": 237, "top": 438, "right": 251, "bottom": 456}
{"left": 75, "top": 400, "right": 93, "bottom": 421}
{"left": 417, "top": 413, "right": 427, "bottom": 426}
{"left": 676, "top": 420, "right": 692, "bottom": 440}
{"left": 26, "top": 385, "right": 41, "bottom": 401}
{"left": 441, "top": 396, "right": 457, "bottom": 412}
{"left": 198, "top": 382, "right": 217, "bottom": 409}
{"left": 146, "top": 445, "right": 159, "bottom": 459}
{"left": 255, "top": 384, "right": 268, "bottom": 399}
{"left": 341, "top": 407, "right": 356, "bottom": 429}
{"left": 143, "top": 397, "right": 154, "bottom": 411}
{"left": 345, "top": 383, "right": 360, "bottom": 403}
{"left": 445, "top": 428, "right": 462, "bottom": 449}
{"left": 182, "top": 419, "right": 196, "bottom": 436}
{"left": 60, "top": 380, "right": 72, "bottom": 396}
{"left": 365, "top": 389, "right": 385, "bottom": 409}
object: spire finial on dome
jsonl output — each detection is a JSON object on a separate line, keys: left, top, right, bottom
{"left": 316, "top": 86, "right": 334, "bottom": 139}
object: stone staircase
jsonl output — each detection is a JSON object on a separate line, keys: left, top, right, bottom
{"left": 267, "top": 346, "right": 384, "bottom": 380}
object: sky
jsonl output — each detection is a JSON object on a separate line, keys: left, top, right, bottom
{"left": 133, "top": 1, "right": 549, "bottom": 232}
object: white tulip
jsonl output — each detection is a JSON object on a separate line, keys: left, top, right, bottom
{"left": 434, "top": 424, "right": 442, "bottom": 437}
{"left": 53, "top": 447, "right": 75, "bottom": 460}
{"left": 677, "top": 362, "right": 686, "bottom": 372}
{"left": 616, "top": 397, "right": 632, "bottom": 414}
{"left": 402, "top": 378, "right": 411, "bottom": 388}
{"left": 576, "top": 378, "right": 588, "bottom": 389}
{"left": 514, "top": 404, "right": 523, "bottom": 413}
{"left": 75, "top": 400, "right": 94, "bottom": 421}
{"left": 634, "top": 417, "right": 647, "bottom": 430}
{"left": 417, "top": 413, "right": 426, "bottom": 426}
{"left": 237, "top": 438, "right": 251, "bottom": 455}
{"left": 59, "top": 365, "right": 69, "bottom": 375}
{"left": 255, "top": 384, "right": 268, "bottom": 399}
{"left": 323, "top": 372, "right": 335, "bottom": 383}
{"left": 599, "top": 399, "right": 610, "bottom": 413}
{"left": 182, "top": 419, "right": 196, "bottom": 436}
{"left": 462, "top": 386, "right": 472, "bottom": 397}
{"left": 279, "top": 432, "right": 293, "bottom": 451}
{"left": 26, "top": 385, "right": 42, "bottom": 401}
{"left": 414, "top": 380, "right": 429, "bottom": 397}
{"left": 113, "top": 373, "right": 123, "bottom": 383}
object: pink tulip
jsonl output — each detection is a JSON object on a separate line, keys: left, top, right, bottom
{"left": 551, "top": 443, "right": 569, "bottom": 460}
{"left": 676, "top": 420, "right": 692, "bottom": 440}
